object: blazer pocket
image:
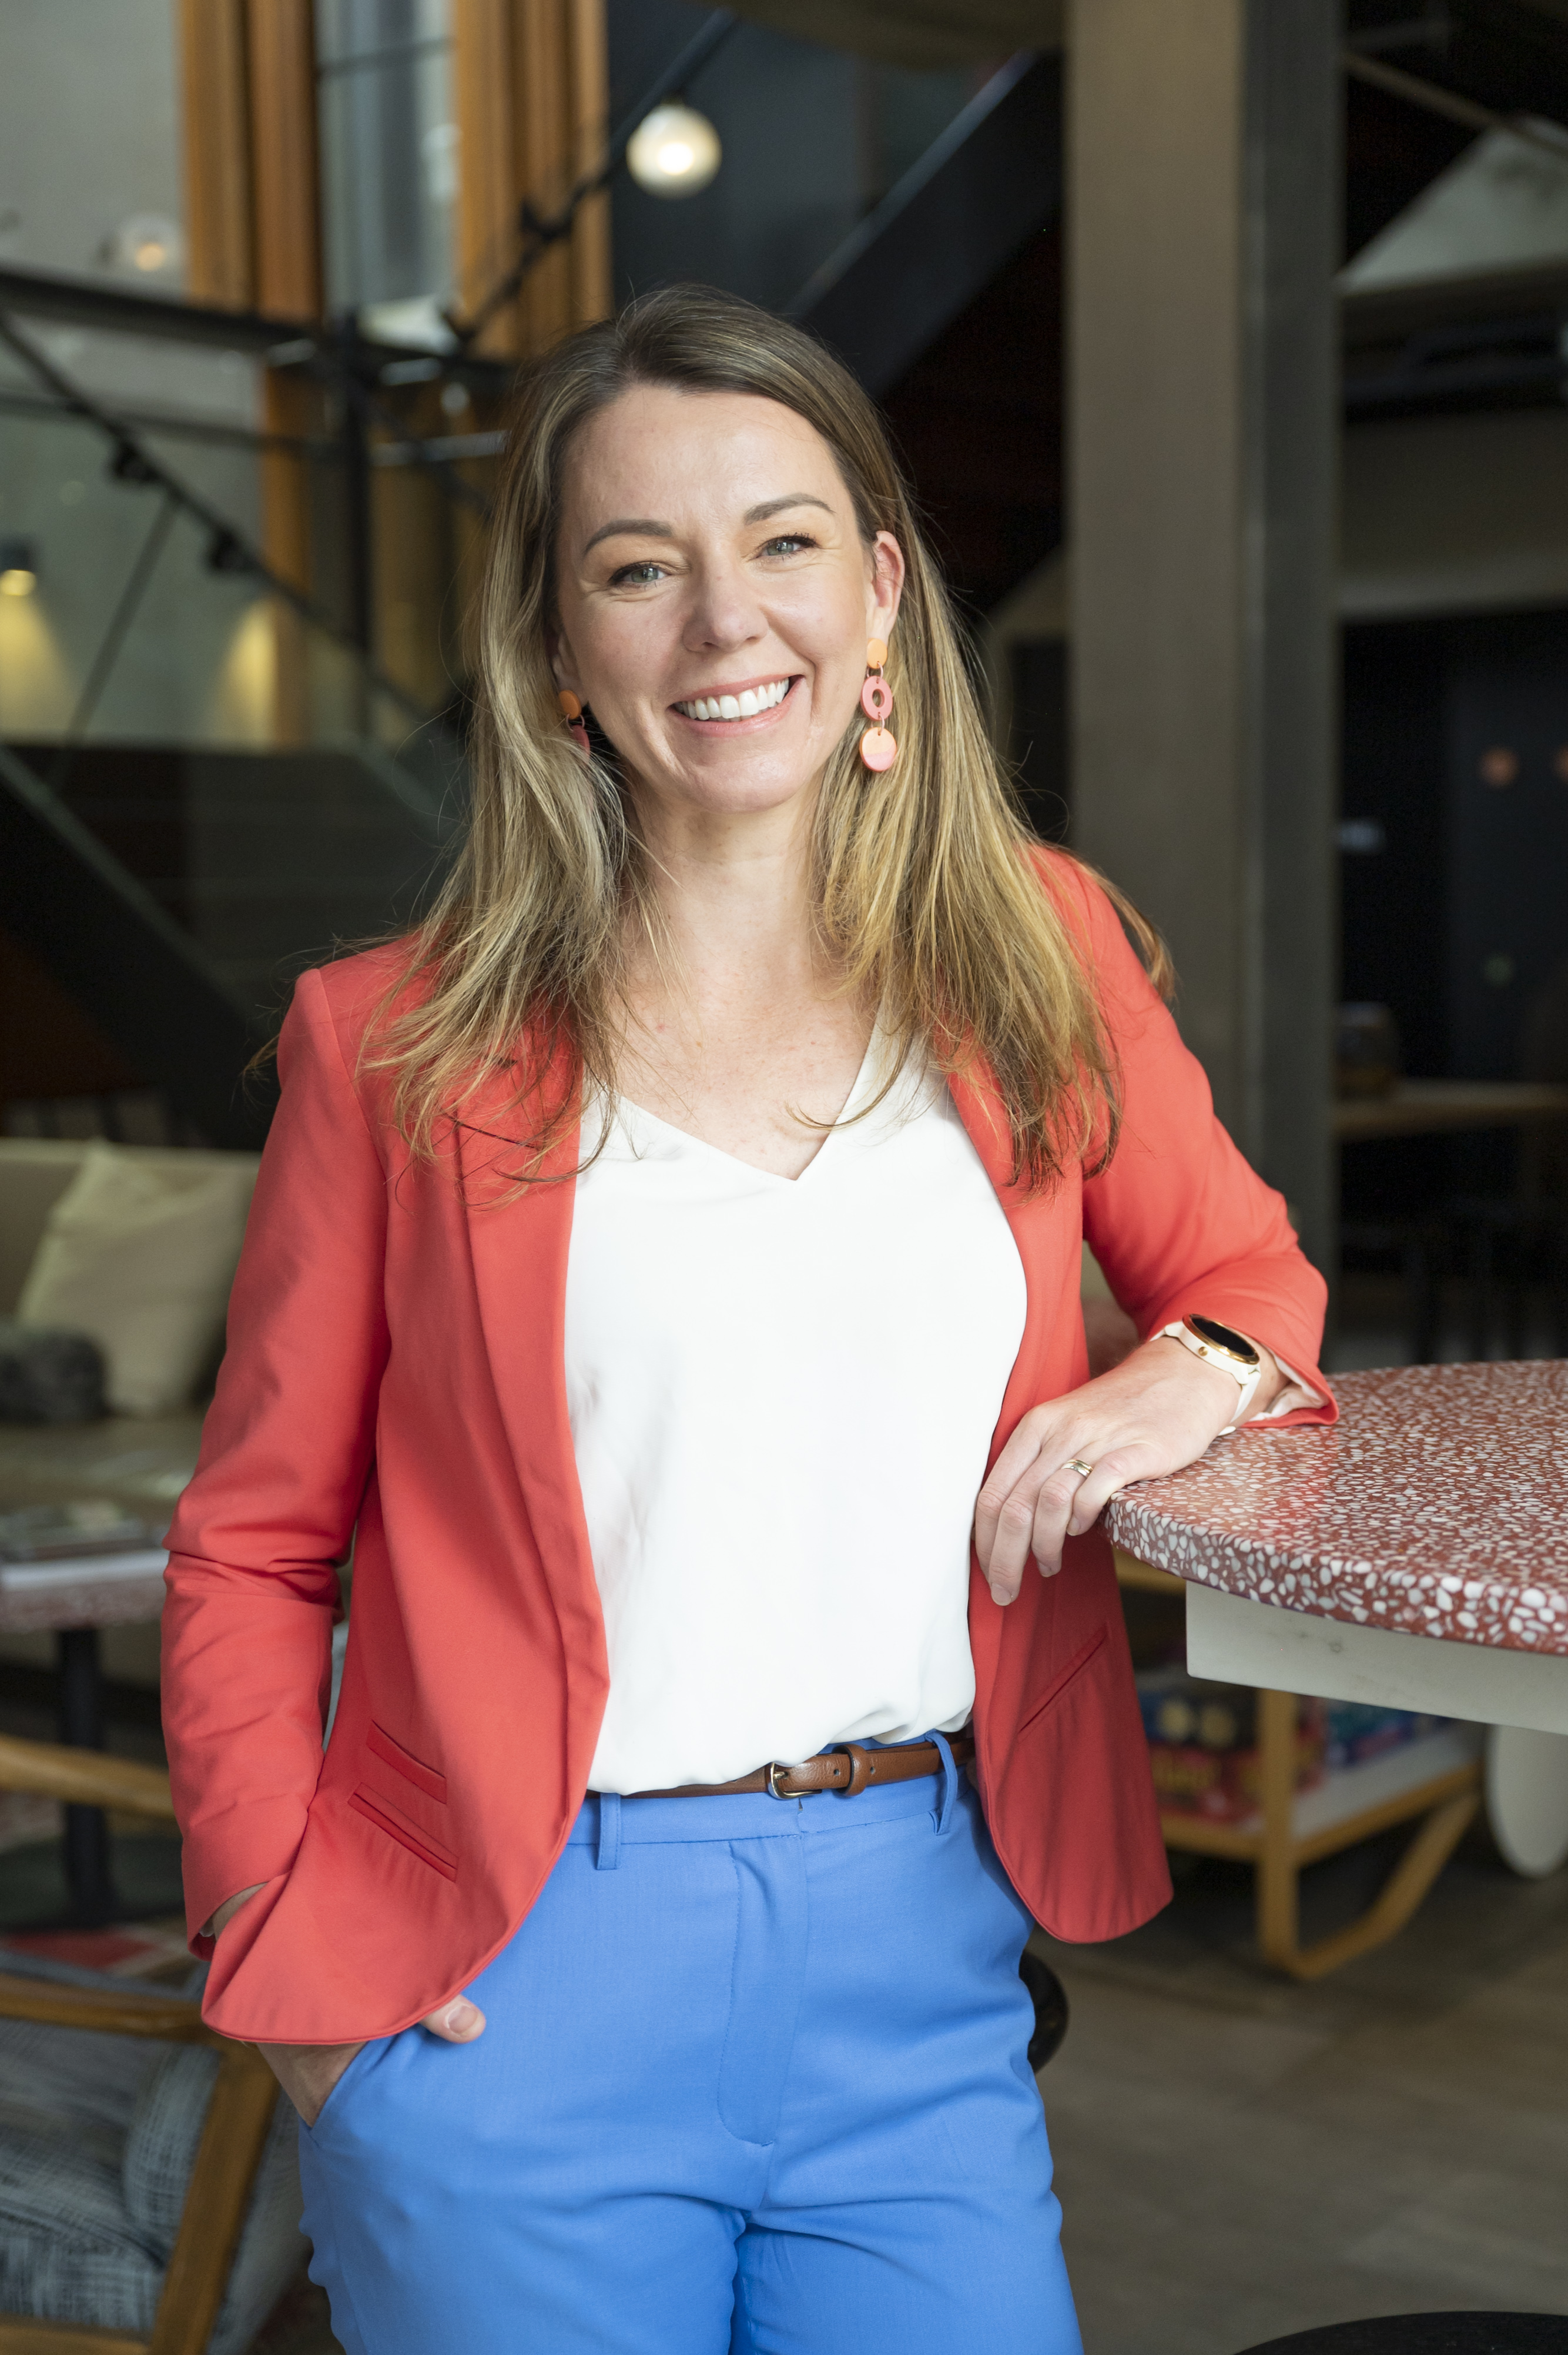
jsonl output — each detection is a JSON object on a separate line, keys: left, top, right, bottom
{"left": 349, "top": 1785, "right": 459, "bottom": 1880}
{"left": 1014, "top": 1624, "right": 1110, "bottom": 1741}
{"left": 366, "top": 1721, "right": 447, "bottom": 1804}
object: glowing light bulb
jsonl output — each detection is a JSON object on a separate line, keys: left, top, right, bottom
{"left": 627, "top": 104, "right": 721, "bottom": 199}
{"left": 0, "top": 568, "right": 36, "bottom": 598}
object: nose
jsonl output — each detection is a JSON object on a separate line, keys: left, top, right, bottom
{"left": 682, "top": 553, "right": 766, "bottom": 655}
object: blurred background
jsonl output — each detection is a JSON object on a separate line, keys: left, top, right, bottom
{"left": 1, "top": 0, "right": 1566, "bottom": 1369}
{"left": 0, "top": 6, "right": 1566, "bottom": 2353}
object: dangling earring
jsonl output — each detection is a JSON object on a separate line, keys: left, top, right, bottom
{"left": 859, "top": 638, "right": 897, "bottom": 771}
{"left": 558, "top": 689, "right": 591, "bottom": 758}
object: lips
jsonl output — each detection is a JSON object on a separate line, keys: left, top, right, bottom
{"left": 673, "top": 677, "right": 794, "bottom": 721}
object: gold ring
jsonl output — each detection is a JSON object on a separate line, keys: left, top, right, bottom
{"left": 1065, "top": 1459, "right": 1094, "bottom": 1480}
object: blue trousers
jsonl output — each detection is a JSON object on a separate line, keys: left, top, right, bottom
{"left": 299, "top": 1758, "right": 1081, "bottom": 2354}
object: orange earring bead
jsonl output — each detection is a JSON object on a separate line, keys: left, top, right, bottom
{"left": 859, "top": 638, "right": 897, "bottom": 771}
{"left": 558, "top": 688, "right": 590, "bottom": 758}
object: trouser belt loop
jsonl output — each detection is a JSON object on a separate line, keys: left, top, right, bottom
{"left": 931, "top": 1731, "right": 959, "bottom": 1834}
{"left": 596, "top": 1790, "right": 621, "bottom": 1871}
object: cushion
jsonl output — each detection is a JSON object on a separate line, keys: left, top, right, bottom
{"left": 122, "top": 2043, "right": 303, "bottom": 2355}
{"left": 15, "top": 1145, "right": 259, "bottom": 1416}
{"left": 0, "top": 1142, "right": 93, "bottom": 1315}
{"left": 0, "top": 1953, "right": 301, "bottom": 2355}
{"left": 0, "top": 1319, "right": 105, "bottom": 1424}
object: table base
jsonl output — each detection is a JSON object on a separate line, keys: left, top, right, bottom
{"left": 1119, "top": 1555, "right": 1485, "bottom": 1979}
{"left": 1185, "top": 1581, "right": 1568, "bottom": 1737}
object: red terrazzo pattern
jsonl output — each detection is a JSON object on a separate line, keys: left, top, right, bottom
{"left": 0, "top": 1567, "right": 167, "bottom": 1634}
{"left": 1104, "top": 1361, "right": 1568, "bottom": 1657}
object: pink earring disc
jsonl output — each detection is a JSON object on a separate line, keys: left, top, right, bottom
{"left": 859, "top": 725, "right": 897, "bottom": 771}
{"left": 568, "top": 720, "right": 591, "bottom": 758}
{"left": 860, "top": 676, "right": 893, "bottom": 723}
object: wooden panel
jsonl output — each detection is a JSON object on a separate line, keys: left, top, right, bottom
{"left": 246, "top": 0, "right": 323, "bottom": 317}
{"left": 178, "top": 0, "right": 253, "bottom": 306}
{"left": 453, "top": 0, "right": 522, "bottom": 355}
{"left": 568, "top": 0, "right": 612, "bottom": 326}
{"left": 517, "top": 0, "right": 572, "bottom": 353}
{"left": 453, "top": 0, "right": 611, "bottom": 355}
{"left": 246, "top": 0, "right": 323, "bottom": 738}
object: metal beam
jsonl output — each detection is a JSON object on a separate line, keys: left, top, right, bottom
{"left": 789, "top": 52, "right": 1062, "bottom": 399}
{"left": 0, "top": 262, "right": 511, "bottom": 391}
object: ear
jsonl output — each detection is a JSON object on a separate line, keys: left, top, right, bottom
{"left": 866, "top": 531, "right": 905, "bottom": 645}
{"left": 545, "top": 620, "right": 582, "bottom": 699}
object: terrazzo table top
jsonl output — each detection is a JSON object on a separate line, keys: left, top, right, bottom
{"left": 0, "top": 1549, "right": 168, "bottom": 1635}
{"left": 1104, "top": 1361, "right": 1568, "bottom": 1658}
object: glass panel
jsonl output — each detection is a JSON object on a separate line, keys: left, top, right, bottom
{"left": 0, "top": 335, "right": 265, "bottom": 744}
{"left": 0, "top": 0, "right": 185, "bottom": 291}
{"left": 607, "top": 1, "right": 1002, "bottom": 315}
{"left": 316, "top": 0, "right": 458, "bottom": 329}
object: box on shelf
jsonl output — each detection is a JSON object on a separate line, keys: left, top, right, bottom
{"left": 1136, "top": 1664, "right": 1326, "bottom": 1824}
{"left": 1134, "top": 1667, "right": 1460, "bottom": 1825}
{"left": 1323, "top": 1698, "right": 1453, "bottom": 1769}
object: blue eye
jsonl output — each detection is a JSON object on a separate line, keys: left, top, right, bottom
{"left": 761, "top": 534, "right": 815, "bottom": 557}
{"left": 608, "top": 561, "right": 666, "bottom": 587}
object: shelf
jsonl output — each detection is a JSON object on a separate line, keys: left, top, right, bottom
{"left": 1158, "top": 1725, "right": 1484, "bottom": 1863}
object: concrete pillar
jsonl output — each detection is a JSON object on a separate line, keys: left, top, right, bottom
{"left": 1068, "top": 0, "right": 1339, "bottom": 1279}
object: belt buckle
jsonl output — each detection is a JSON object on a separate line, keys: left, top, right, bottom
{"left": 765, "top": 1759, "right": 802, "bottom": 1799}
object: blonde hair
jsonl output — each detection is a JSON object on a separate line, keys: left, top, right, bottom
{"left": 368, "top": 284, "right": 1170, "bottom": 1189}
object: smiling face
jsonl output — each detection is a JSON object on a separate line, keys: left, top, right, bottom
{"left": 550, "top": 384, "right": 903, "bottom": 834}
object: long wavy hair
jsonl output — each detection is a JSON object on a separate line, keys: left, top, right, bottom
{"left": 366, "top": 283, "right": 1170, "bottom": 1188}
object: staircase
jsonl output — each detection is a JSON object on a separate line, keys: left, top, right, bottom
{"left": 0, "top": 737, "right": 455, "bottom": 1147}
{"left": 792, "top": 51, "right": 1064, "bottom": 617}
{"left": 2, "top": 51, "right": 1063, "bottom": 1149}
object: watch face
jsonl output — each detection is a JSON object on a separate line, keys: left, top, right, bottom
{"left": 1188, "top": 1315, "right": 1259, "bottom": 1366}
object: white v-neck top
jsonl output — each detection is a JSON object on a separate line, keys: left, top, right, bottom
{"left": 567, "top": 1040, "right": 1028, "bottom": 1794}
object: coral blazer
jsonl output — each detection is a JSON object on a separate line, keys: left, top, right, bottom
{"left": 162, "top": 855, "right": 1334, "bottom": 2044}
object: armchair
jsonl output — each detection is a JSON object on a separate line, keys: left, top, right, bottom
{"left": 0, "top": 1737, "right": 301, "bottom": 2355}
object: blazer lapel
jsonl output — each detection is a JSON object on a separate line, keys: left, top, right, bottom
{"left": 458, "top": 1046, "right": 609, "bottom": 1711}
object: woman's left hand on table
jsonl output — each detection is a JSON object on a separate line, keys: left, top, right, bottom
{"left": 973, "top": 1334, "right": 1284, "bottom": 1605}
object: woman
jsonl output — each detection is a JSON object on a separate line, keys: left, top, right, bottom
{"left": 163, "top": 286, "right": 1332, "bottom": 2354}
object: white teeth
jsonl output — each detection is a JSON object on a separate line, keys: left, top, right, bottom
{"left": 676, "top": 678, "right": 790, "bottom": 720}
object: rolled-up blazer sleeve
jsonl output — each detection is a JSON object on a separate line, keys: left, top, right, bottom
{"left": 1072, "top": 870, "right": 1335, "bottom": 1420}
{"left": 161, "top": 966, "right": 391, "bottom": 1947}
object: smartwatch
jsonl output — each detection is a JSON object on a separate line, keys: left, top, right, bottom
{"left": 1157, "top": 1315, "right": 1263, "bottom": 1426}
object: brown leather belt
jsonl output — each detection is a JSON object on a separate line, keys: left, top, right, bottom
{"left": 629, "top": 1732, "right": 974, "bottom": 1802}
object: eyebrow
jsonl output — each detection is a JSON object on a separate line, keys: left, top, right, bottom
{"left": 581, "top": 493, "right": 832, "bottom": 557}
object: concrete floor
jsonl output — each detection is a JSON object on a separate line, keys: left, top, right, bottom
{"left": 252, "top": 1827, "right": 1568, "bottom": 2355}
{"left": 1, "top": 1798, "right": 1563, "bottom": 2355}
{"left": 1036, "top": 1826, "right": 1568, "bottom": 2353}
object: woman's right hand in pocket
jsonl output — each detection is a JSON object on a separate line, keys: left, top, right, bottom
{"left": 210, "top": 1886, "right": 487, "bottom": 2130}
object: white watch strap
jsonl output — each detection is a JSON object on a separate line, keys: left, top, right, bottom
{"left": 1158, "top": 1321, "right": 1262, "bottom": 1427}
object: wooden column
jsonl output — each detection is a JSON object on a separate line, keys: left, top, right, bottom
{"left": 453, "top": 0, "right": 611, "bottom": 357}
{"left": 179, "top": 0, "right": 254, "bottom": 306}
{"left": 248, "top": 0, "right": 324, "bottom": 741}
{"left": 1067, "top": 0, "right": 1339, "bottom": 1279}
